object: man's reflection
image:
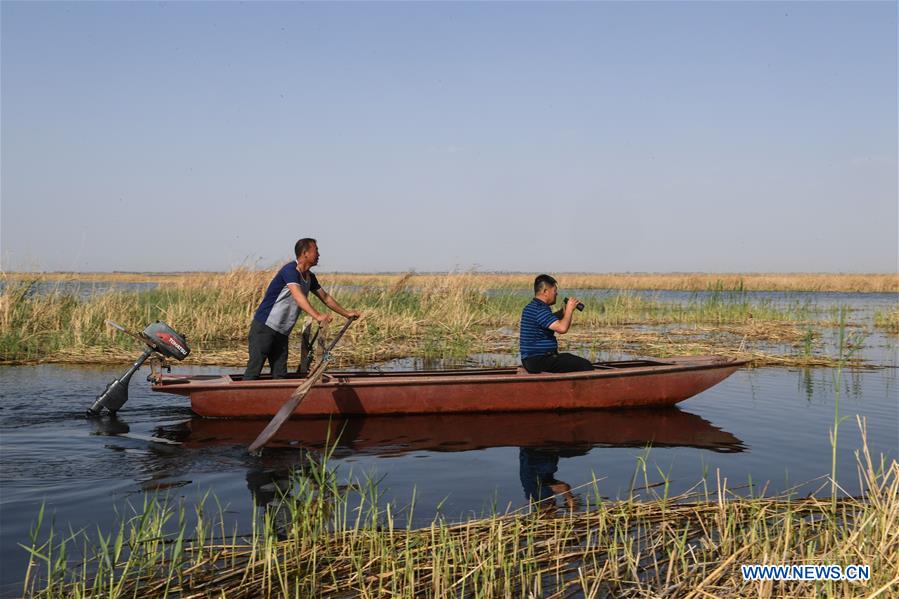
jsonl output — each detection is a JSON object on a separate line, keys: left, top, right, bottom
{"left": 246, "top": 464, "right": 293, "bottom": 508}
{"left": 243, "top": 449, "right": 345, "bottom": 539}
{"left": 520, "top": 447, "right": 577, "bottom": 511}
{"left": 245, "top": 460, "right": 297, "bottom": 538}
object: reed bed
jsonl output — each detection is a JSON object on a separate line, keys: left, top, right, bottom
{"left": 327, "top": 272, "right": 899, "bottom": 294}
{"left": 7, "top": 271, "right": 898, "bottom": 293}
{"left": 0, "top": 271, "right": 875, "bottom": 368}
{"left": 22, "top": 420, "right": 899, "bottom": 598}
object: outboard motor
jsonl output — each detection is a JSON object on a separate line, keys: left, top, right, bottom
{"left": 87, "top": 321, "right": 190, "bottom": 416}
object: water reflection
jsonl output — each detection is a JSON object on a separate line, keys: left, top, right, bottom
{"left": 81, "top": 410, "right": 745, "bottom": 526}
{"left": 155, "top": 409, "right": 746, "bottom": 455}
{"left": 89, "top": 414, "right": 131, "bottom": 436}
{"left": 131, "top": 409, "right": 743, "bottom": 510}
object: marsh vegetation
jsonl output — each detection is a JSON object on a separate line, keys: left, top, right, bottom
{"left": 2, "top": 271, "right": 891, "bottom": 368}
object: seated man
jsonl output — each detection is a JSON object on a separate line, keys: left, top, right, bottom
{"left": 519, "top": 274, "right": 593, "bottom": 373}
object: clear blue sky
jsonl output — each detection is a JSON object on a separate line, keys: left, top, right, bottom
{"left": 2, "top": 1, "right": 896, "bottom": 273}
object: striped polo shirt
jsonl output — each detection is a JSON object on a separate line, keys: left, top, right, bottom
{"left": 519, "top": 298, "right": 559, "bottom": 359}
{"left": 252, "top": 261, "right": 321, "bottom": 335}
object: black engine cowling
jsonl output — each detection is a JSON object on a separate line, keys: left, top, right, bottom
{"left": 87, "top": 321, "right": 190, "bottom": 416}
{"left": 143, "top": 321, "right": 190, "bottom": 360}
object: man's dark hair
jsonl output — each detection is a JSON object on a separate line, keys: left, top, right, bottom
{"left": 534, "top": 274, "right": 557, "bottom": 295}
{"left": 294, "top": 238, "right": 317, "bottom": 258}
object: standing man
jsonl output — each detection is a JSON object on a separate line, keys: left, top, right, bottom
{"left": 243, "top": 238, "right": 361, "bottom": 380}
{"left": 519, "top": 274, "right": 593, "bottom": 373}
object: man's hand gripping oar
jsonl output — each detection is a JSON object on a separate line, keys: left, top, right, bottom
{"left": 248, "top": 316, "right": 357, "bottom": 454}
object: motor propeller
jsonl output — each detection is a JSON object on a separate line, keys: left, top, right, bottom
{"left": 86, "top": 320, "right": 190, "bottom": 417}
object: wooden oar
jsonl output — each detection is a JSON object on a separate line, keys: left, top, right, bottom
{"left": 248, "top": 316, "right": 357, "bottom": 454}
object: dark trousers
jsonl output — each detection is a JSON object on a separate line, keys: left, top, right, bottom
{"left": 522, "top": 352, "right": 593, "bottom": 374}
{"left": 244, "top": 320, "right": 290, "bottom": 380}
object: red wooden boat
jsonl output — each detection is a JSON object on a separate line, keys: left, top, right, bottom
{"left": 152, "top": 355, "right": 746, "bottom": 418}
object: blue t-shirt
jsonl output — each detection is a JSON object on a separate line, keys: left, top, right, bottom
{"left": 519, "top": 298, "right": 558, "bottom": 359}
{"left": 253, "top": 262, "right": 321, "bottom": 335}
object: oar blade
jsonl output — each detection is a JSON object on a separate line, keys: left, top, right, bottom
{"left": 247, "top": 376, "right": 317, "bottom": 453}
{"left": 248, "top": 316, "right": 356, "bottom": 454}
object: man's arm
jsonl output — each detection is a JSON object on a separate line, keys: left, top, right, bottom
{"left": 548, "top": 297, "right": 582, "bottom": 334}
{"left": 313, "top": 288, "right": 361, "bottom": 319}
{"left": 287, "top": 284, "right": 332, "bottom": 323}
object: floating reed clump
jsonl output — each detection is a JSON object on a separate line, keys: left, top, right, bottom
{"left": 22, "top": 422, "right": 899, "bottom": 598}
{"left": 873, "top": 307, "right": 899, "bottom": 335}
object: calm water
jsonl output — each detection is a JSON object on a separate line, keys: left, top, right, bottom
{"left": 0, "top": 280, "right": 160, "bottom": 299}
{"left": 1, "top": 360, "right": 896, "bottom": 593}
{"left": 1, "top": 288, "right": 897, "bottom": 593}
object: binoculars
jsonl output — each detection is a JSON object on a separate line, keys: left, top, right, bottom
{"left": 563, "top": 297, "right": 585, "bottom": 311}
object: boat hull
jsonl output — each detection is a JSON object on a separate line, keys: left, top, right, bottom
{"left": 152, "top": 356, "right": 745, "bottom": 418}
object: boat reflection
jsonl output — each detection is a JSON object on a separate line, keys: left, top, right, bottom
{"left": 156, "top": 409, "right": 745, "bottom": 513}
{"left": 99, "top": 409, "right": 744, "bottom": 514}
{"left": 159, "top": 408, "right": 746, "bottom": 455}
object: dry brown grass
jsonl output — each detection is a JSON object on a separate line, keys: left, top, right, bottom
{"left": 322, "top": 272, "right": 899, "bottom": 293}
{"left": 7, "top": 271, "right": 898, "bottom": 292}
